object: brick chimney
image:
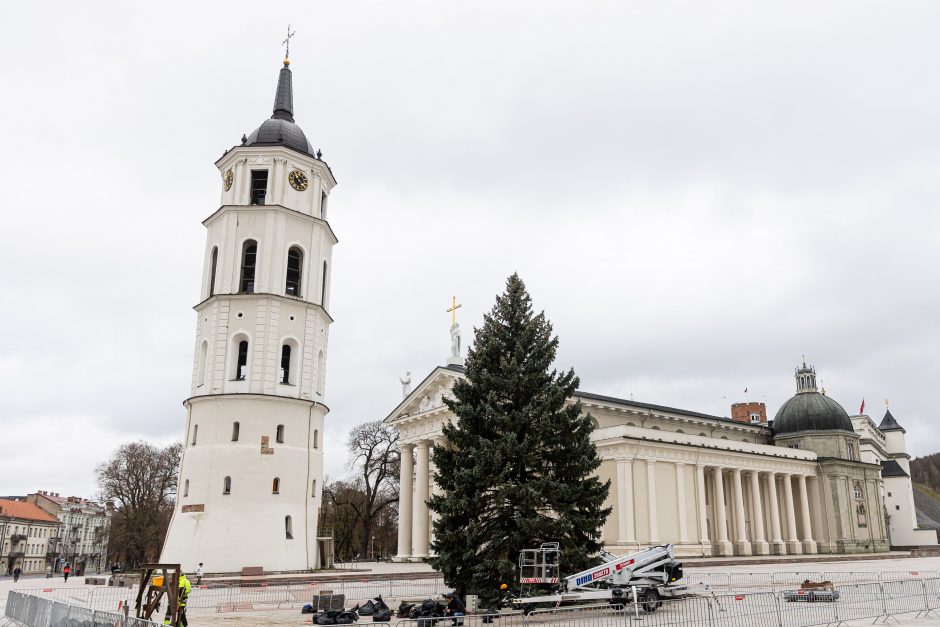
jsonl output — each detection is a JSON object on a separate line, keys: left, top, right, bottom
{"left": 731, "top": 402, "right": 767, "bottom": 425}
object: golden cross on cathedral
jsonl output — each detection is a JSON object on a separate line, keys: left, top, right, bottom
{"left": 446, "top": 295, "right": 462, "bottom": 326}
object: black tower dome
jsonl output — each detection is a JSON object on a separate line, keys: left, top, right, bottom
{"left": 245, "top": 60, "right": 315, "bottom": 156}
{"left": 772, "top": 362, "right": 855, "bottom": 434}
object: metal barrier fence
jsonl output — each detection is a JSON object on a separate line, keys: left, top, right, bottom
{"left": 5, "top": 577, "right": 450, "bottom": 614}
{"left": 8, "top": 572, "right": 940, "bottom": 625}
{"left": 2, "top": 590, "right": 161, "bottom": 627}
{"left": 679, "top": 568, "right": 940, "bottom": 594}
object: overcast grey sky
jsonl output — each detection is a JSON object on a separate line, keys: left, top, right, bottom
{"left": 1, "top": 1, "right": 938, "bottom": 497}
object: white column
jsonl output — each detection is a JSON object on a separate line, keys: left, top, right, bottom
{"left": 766, "top": 472, "right": 784, "bottom": 554}
{"left": 696, "top": 464, "right": 709, "bottom": 550}
{"left": 396, "top": 443, "right": 414, "bottom": 560}
{"left": 645, "top": 459, "right": 658, "bottom": 543}
{"left": 782, "top": 473, "right": 802, "bottom": 555}
{"left": 712, "top": 467, "right": 731, "bottom": 555}
{"left": 675, "top": 463, "right": 688, "bottom": 543}
{"left": 412, "top": 441, "right": 430, "bottom": 558}
{"left": 797, "top": 475, "right": 817, "bottom": 554}
{"left": 617, "top": 460, "right": 636, "bottom": 544}
{"left": 749, "top": 471, "right": 769, "bottom": 555}
{"left": 731, "top": 469, "right": 751, "bottom": 556}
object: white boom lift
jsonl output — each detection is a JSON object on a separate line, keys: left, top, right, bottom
{"left": 513, "top": 543, "right": 686, "bottom": 612}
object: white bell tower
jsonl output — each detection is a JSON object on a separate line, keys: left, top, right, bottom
{"left": 161, "top": 56, "right": 337, "bottom": 573}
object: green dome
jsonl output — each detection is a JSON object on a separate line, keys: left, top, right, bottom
{"left": 773, "top": 392, "right": 854, "bottom": 434}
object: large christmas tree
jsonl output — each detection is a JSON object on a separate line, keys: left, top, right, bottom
{"left": 428, "top": 274, "right": 611, "bottom": 601}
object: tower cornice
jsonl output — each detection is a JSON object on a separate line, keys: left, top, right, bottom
{"left": 192, "top": 292, "right": 334, "bottom": 323}
{"left": 215, "top": 145, "right": 337, "bottom": 188}
{"left": 202, "top": 204, "right": 339, "bottom": 246}
{"left": 183, "top": 392, "right": 330, "bottom": 414}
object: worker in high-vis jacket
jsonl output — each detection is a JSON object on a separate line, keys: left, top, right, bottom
{"left": 164, "top": 573, "right": 192, "bottom": 626}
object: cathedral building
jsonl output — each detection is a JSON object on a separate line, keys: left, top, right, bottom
{"left": 388, "top": 356, "right": 935, "bottom": 559}
{"left": 162, "top": 56, "right": 336, "bottom": 573}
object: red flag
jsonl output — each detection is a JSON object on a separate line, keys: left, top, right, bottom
{"left": 860, "top": 398, "right": 865, "bottom": 414}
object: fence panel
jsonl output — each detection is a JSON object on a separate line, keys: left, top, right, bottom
{"left": 829, "top": 581, "right": 884, "bottom": 624}
{"left": 774, "top": 590, "right": 837, "bottom": 627}
{"left": 880, "top": 578, "right": 928, "bottom": 618}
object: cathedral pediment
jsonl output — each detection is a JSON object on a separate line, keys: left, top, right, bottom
{"left": 384, "top": 365, "right": 464, "bottom": 424}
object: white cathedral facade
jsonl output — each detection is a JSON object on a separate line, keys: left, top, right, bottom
{"left": 161, "top": 58, "right": 335, "bottom": 572}
{"left": 389, "top": 355, "right": 936, "bottom": 560}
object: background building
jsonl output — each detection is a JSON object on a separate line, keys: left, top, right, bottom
{"left": 161, "top": 57, "right": 336, "bottom": 573}
{"left": 0, "top": 499, "right": 60, "bottom": 575}
{"left": 26, "top": 491, "right": 112, "bottom": 574}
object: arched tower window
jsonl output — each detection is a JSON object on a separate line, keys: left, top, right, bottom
{"left": 285, "top": 247, "right": 303, "bottom": 297}
{"left": 197, "top": 341, "right": 208, "bottom": 387}
{"left": 240, "top": 240, "right": 258, "bottom": 293}
{"left": 316, "top": 350, "right": 326, "bottom": 396}
{"left": 321, "top": 191, "right": 328, "bottom": 220}
{"left": 272, "top": 477, "right": 280, "bottom": 494}
{"left": 232, "top": 421, "right": 240, "bottom": 442}
{"left": 208, "top": 246, "right": 218, "bottom": 297}
{"left": 183, "top": 479, "right": 189, "bottom": 497}
{"left": 234, "top": 338, "right": 249, "bottom": 381}
{"left": 280, "top": 344, "right": 292, "bottom": 384}
{"left": 321, "top": 261, "right": 328, "bottom": 306}
{"left": 276, "top": 424, "right": 285, "bottom": 443}
{"left": 285, "top": 515, "right": 293, "bottom": 539}
{"left": 191, "top": 424, "right": 198, "bottom": 446}
{"left": 311, "top": 479, "right": 317, "bottom": 497}
{"left": 223, "top": 476, "right": 231, "bottom": 495}
{"left": 313, "top": 429, "right": 318, "bottom": 449}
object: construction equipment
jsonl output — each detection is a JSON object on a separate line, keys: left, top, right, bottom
{"left": 783, "top": 580, "right": 840, "bottom": 602}
{"left": 134, "top": 563, "right": 182, "bottom": 624}
{"left": 513, "top": 543, "right": 686, "bottom": 612}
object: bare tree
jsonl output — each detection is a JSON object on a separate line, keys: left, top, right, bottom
{"left": 328, "top": 421, "right": 400, "bottom": 558}
{"left": 96, "top": 440, "right": 182, "bottom": 566}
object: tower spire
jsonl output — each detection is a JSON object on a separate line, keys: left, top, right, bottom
{"left": 271, "top": 59, "right": 295, "bottom": 123}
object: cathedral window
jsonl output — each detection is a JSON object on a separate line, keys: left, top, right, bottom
{"left": 232, "top": 422, "right": 240, "bottom": 442}
{"left": 285, "top": 516, "right": 293, "bottom": 539}
{"left": 285, "top": 247, "right": 303, "bottom": 296}
{"left": 280, "top": 345, "right": 292, "bottom": 384}
{"left": 276, "top": 424, "right": 285, "bottom": 443}
{"left": 250, "top": 170, "right": 268, "bottom": 205}
{"left": 191, "top": 425, "right": 198, "bottom": 446}
{"left": 311, "top": 479, "right": 317, "bottom": 497}
{"left": 197, "top": 341, "right": 208, "bottom": 387}
{"left": 853, "top": 483, "right": 863, "bottom": 500}
{"left": 223, "top": 476, "right": 231, "bottom": 495}
{"left": 316, "top": 350, "right": 326, "bottom": 396}
{"left": 321, "top": 191, "right": 328, "bottom": 220}
{"left": 235, "top": 339, "right": 249, "bottom": 381}
{"left": 847, "top": 443, "right": 856, "bottom": 460}
{"left": 272, "top": 477, "right": 280, "bottom": 494}
{"left": 313, "top": 429, "right": 318, "bottom": 449}
{"left": 209, "top": 246, "right": 218, "bottom": 297}
{"left": 321, "top": 261, "right": 328, "bottom": 306}
{"left": 183, "top": 480, "right": 189, "bottom": 497}
{"left": 239, "top": 240, "right": 258, "bottom": 293}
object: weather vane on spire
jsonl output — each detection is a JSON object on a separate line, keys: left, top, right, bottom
{"left": 282, "top": 24, "right": 296, "bottom": 62}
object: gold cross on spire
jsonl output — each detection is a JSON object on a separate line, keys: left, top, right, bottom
{"left": 885, "top": 398, "right": 890, "bottom": 408}
{"left": 446, "top": 295, "right": 462, "bottom": 326}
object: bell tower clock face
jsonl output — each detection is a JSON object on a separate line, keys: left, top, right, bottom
{"left": 288, "top": 170, "right": 309, "bottom": 191}
{"left": 223, "top": 169, "right": 234, "bottom": 191}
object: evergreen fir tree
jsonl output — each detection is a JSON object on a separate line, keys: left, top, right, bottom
{"left": 429, "top": 273, "right": 611, "bottom": 602}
